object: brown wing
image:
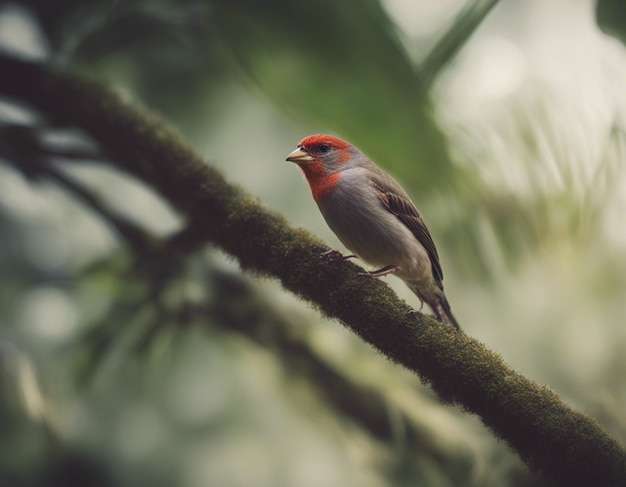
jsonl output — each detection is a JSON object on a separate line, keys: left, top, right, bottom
{"left": 371, "top": 176, "right": 444, "bottom": 284}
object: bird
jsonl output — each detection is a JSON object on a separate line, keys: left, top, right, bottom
{"left": 286, "top": 134, "right": 460, "bottom": 329}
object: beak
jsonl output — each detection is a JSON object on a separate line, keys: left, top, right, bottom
{"left": 286, "top": 147, "right": 313, "bottom": 163}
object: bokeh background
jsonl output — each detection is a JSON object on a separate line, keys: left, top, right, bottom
{"left": 0, "top": 0, "right": 625, "bottom": 486}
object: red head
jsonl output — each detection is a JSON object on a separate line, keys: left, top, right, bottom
{"left": 285, "top": 134, "right": 355, "bottom": 201}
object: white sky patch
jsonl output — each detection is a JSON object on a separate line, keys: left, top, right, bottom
{"left": 0, "top": 4, "right": 48, "bottom": 59}
{"left": 18, "top": 287, "right": 78, "bottom": 344}
{"left": 381, "top": 0, "right": 467, "bottom": 39}
{"left": 444, "top": 37, "right": 526, "bottom": 104}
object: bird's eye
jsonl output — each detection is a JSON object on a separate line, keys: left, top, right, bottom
{"left": 319, "top": 144, "right": 330, "bottom": 153}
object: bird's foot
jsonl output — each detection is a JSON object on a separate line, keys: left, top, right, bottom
{"left": 408, "top": 300, "right": 424, "bottom": 315}
{"left": 319, "top": 249, "right": 356, "bottom": 262}
{"left": 358, "top": 265, "right": 400, "bottom": 278}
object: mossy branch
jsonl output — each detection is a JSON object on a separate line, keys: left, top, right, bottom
{"left": 1, "top": 53, "right": 625, "bottom": 487}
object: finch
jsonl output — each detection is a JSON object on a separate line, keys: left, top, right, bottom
{"left": 286, "top": 134, "right": 460, "bottom": 329}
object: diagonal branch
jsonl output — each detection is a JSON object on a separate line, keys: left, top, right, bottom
{"left": 0, "top": 53, "right": 624, "bottom": 487}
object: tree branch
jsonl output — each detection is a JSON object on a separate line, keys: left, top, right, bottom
{"left": 0, "top": 53, "right": 625, "bottom": 487}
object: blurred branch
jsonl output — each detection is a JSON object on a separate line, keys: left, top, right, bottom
{"left": 0, "top": 53, "right": 625, "bottom": 487}
{"left": 0, "top": 122, "right": 172, "bottom": 264}
{"left": 76, "top": 247, "right": 473, "bottom": 477}
{"left": 420, "top": 0, "right": 501, "bottom": 88}
{"left": 206, "top": 269, "right": 471, "bottom": 470}
{"left": 44, "top": 164, "right": 159, "bottom": 255}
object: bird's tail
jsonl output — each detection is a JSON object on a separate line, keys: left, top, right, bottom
{"left": 404, "top": 280, "right": 461, "bottom": 330}
{"left": 434, "top": 296, "right": 460, "bottom": 330}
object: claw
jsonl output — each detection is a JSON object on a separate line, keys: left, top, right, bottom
{"left": 408, "top": 300, "right": 424, "bottom": 315}
{"left": 320, "top": 249, "right": 356, "bottom": 261}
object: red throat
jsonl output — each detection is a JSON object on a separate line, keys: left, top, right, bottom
{"left": 299, "top": 162, "right": 340, "bottom": 202}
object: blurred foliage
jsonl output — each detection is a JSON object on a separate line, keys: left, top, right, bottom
{"left": 19, "top": 0, "right": 502, "bottom": 192}
{"left": 208, "top": 0, "right": 452, "bottom": 192}
{"left": 420, "top": 0, "right": 500, "bottom": 88}
{"left": 1, "top": 0, "right": 626, "bottom": 486}
{"left": 597, "top": 0, "right": 626, "bottom": 44}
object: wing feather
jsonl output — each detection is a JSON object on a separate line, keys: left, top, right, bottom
{"left": 370, "top": 173, "right": 444, "bottom": 283}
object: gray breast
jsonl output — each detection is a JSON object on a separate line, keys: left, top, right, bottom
{"left": 317, "top": 170, "right": 424, "bottom": 271}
